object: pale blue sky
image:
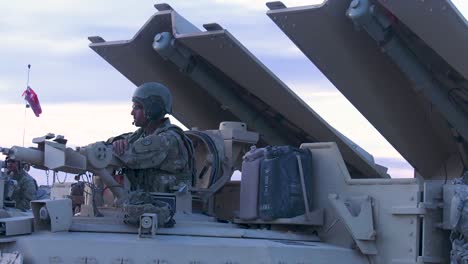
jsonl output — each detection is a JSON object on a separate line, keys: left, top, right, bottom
{"left": 0, "top": 0, "right": 467, "bottom": 182}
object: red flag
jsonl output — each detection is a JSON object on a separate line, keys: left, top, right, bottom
{"left": 22, "top": 86, "right": 42, "bottom": 117}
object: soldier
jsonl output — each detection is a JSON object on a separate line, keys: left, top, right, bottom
{"left": 5, "top": 157, "right": 37, "bottom": 211}
{"left": 110, "top": 82, "right": 194, "bottom": 193}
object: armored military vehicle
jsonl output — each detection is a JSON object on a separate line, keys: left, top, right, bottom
{"left": 0, "top": 0, "right": 467, "bottom": 263}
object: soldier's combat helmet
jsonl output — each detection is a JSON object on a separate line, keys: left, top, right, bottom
{"left": 132, "top": 82, "right": 173, "bottom": 120}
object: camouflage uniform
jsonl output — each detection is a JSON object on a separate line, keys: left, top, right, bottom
{"left": 10, "top": 170, "right": 38, "bottom": 211}
{"left": 111, "top": 118, "right": 193, "bottom": 192}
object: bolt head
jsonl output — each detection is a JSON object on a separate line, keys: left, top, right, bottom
{"left": 39, "top": 206, "right": 49, "bottom": 220}
{"left": 141, "top": 216, "right": 153, "bottom": 229}
{"left": 350, "top": 0, "right": 360, "bottom": 8}
{"left": 154, "top": 34, "right": 163, "bottom": 42}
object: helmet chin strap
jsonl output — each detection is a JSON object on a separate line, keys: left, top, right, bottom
{"left": 142, "top": 118, "right": 165, "bottom": 136}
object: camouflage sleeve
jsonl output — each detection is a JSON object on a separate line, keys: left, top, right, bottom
{"left": 16, "top": 177, "right": 37, "bottom": 210}
{"left": 105, "top": 132, "right": 133, "bottom": 144}
{"left": 22, "top": 177, "right": 37, "bottom": 201}
{"left": 116, "top": 131, "right": 178, "bottom": 169}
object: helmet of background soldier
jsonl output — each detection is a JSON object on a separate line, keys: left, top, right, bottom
{"left": 132, "top": 82, "right": 173, "bottom": 121}
{"left": 4, "top": 157, "right": 24, "bottom": 173}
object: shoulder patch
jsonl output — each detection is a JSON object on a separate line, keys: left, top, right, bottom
{"left": 141, "top": 137, "right": 152, "bottom": 146}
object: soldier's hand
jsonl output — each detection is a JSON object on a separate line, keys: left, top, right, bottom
{"left": 113, "top": 139, "right": 129, "bottom": 156}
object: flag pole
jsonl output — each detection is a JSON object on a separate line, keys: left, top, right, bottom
{"left": 22, "top": 64, "right": 31, "bottom": 147}
{"left": 27, "top": 64, "right": 31, "bottom": 87}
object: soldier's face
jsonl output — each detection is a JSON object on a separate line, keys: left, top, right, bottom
{"left": 131, "top": 102, "right": 149, "bottom": 127}
{"left": 6, "top": 160, "right": 19, "bottom": 174}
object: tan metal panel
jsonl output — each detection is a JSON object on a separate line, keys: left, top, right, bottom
{"left": 267, "top": 0, "right": 453, "bottom": 178}
{"left": 377, "top": 0, "right": 468, "bottom": 79}
{"left": 301, "top": 142, "right": 422, "bottom": 263}
{"left": 13, "top": 232, "right": 368, "bottom": 263}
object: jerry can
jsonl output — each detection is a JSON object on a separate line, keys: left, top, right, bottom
{"left": 239, "top": 146, "right": 266, "bottom": 220}
{"left": 258, "top": 146, "right": 312, "bottom": 220}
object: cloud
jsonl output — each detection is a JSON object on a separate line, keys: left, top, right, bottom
{"left": 239, "top": 33, "right": 306, "bottom": 59}
{"left": 1, "top": 34, "right": 88, "bottom": 56}
{"left": 0, "top": 78, "right": 18, "bottom": 93}
{"left": 212, "top": 0, "right": 324, "bottom": 11}
{"left": 289, "top": 82, "right": 340, "bottom": 95}
{"left": 452, "top": 0, "right": 468, "bottom": 19}
{"left": 385, "top": 166, "right": 414, "bottom": 179}
{"left": 0, "top": 0, "right": 159, "bottom": 61}
{"left": 1, "top": 1, "right": 154, "bottom": 29}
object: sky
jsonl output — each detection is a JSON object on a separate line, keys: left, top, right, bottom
{"left": 0, "top": 0, "right": 467, "bottom": 184}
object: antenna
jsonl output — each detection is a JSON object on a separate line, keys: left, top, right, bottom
{"left": 27, "top": 64, "right": 31, "bottom": 87}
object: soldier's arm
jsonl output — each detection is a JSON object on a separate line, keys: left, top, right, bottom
{"left": 110, "top": 130, "right": 142, "bottom": 155}
{"left": 22, "top": 179, "right": 37, "bottom": 201}
{"left": 15, "top": 179, "right": 37, "bottom": 210}
{"left": 116, "top": 132, "right": 177, "bottom": 169}
{"left": 105, "top": 132, "right": 133, "bottom": 144}
{"left": 113, "top": 139, "right": 129, "bottom": 156}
